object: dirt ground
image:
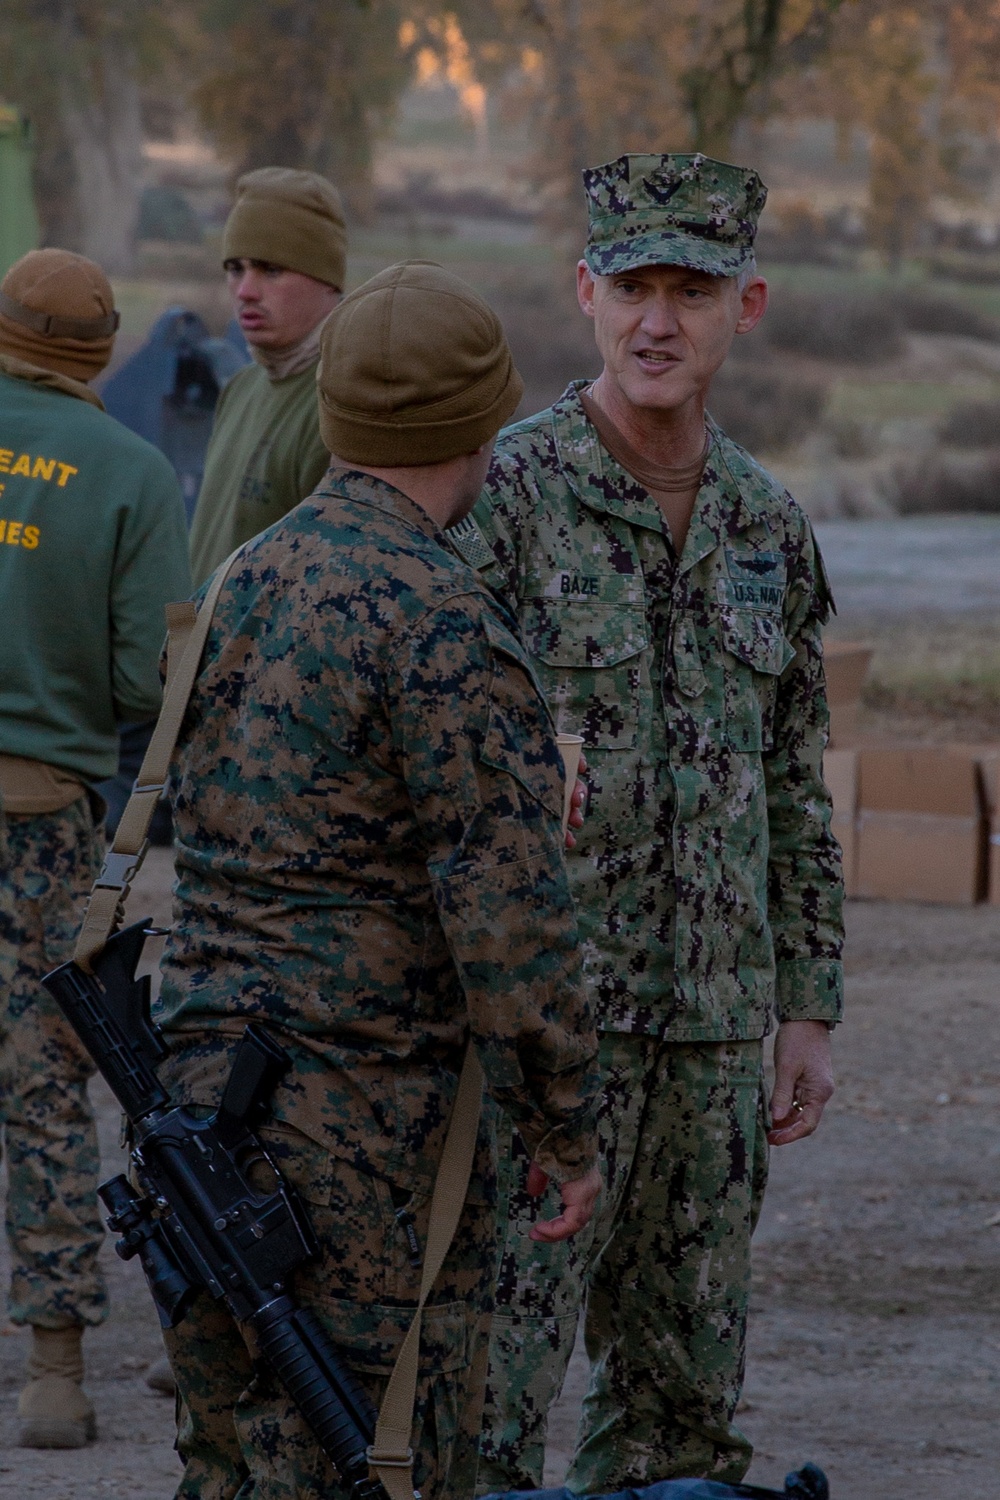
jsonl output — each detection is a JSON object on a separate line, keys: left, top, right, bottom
{"left": 2, "top": 850, "right": 1000, "bottom": 1498}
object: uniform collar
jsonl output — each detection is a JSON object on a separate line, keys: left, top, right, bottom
{"left": 549, "top": 380, "right": 664, "bottom": 536}
{"left": 318, "top": 464, "right": 450, "bottom": 547}
{"left": 681, "top": 423, "right": 767, "bottom": 572}
{"left": 549, "top": 379, "right": 766, "bottom": 572}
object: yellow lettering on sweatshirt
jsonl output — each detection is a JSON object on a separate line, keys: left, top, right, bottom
{"left": 0, "top": 519, "right": 41, "bottom": 548}
{"left": 0, "top": 447, "right": 78, "bottom": 487}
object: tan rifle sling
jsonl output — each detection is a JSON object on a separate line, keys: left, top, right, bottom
{"left": 71, "top": 549, "right": 484, "bottom": 1498}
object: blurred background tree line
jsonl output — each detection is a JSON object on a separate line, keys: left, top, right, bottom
{"left": 4, "top": 0, "right": 1000, "bottom": 271}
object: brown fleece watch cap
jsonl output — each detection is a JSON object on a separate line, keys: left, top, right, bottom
{"left": 223, "top": 167, "right": 347, "bottom": 290}
{"left": 0, "top": 249, "right": 119, "bottom": 381}
{"left": 317, "top": 260, "right": 523, "bottom": 465}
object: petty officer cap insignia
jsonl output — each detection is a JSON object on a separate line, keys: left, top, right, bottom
{"left": 582, "top": 152, "right": 768, "bottom": 279}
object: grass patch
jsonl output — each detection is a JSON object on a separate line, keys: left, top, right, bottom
{"left": 828, "top": 378, "right": 999, "bottom": 423}
{"left": 863, "top": 621, "right": 1000, "bottom": 725}
{"left": 348, "top": 228, "right": 555, "bottom": 283}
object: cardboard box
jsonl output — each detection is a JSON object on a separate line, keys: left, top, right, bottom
{"left": 823, "top": 748, "right": 858, "bottom": 897}
{"left": 856, "top": 747, "right": 986, "bottom": 904}
{"left": 825, "top": 641, "right": 873, "bottom": 747}
{"left": 975, "top": 750, "right": 1000, "bottom": 906}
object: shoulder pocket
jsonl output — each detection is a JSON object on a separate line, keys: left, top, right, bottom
{"left": 721, "top": 608, "right": 795, "bottom": 753}
{"left": 479, "top": 613, "right": 563, "bottom": 819}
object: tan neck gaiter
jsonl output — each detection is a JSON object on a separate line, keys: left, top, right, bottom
{"left": 250, "top": 317, "right": 327, "bottom": 382}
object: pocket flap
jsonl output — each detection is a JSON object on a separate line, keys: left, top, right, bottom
{"left": 321, "top": 1296, "right": 470, "bottom": 1375}
{"left": 524, "top": 600, "right": 648, "bottom": 669}
{"left": 672, "top": 616, "right": 708, "bottom": 699}
{"left": 722, "top": 609, "right": 795, "bottom": 677}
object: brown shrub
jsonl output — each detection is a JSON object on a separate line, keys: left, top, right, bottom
{"left": 708, "top": 361, "right": 827, "bottom": 453}
{"left": 490, "top": 280, "right": 601, "bottom": 420}
{"left": 939, "top": 399, "right": 1000, "bottom": 448}
{"left": 757, "top": 285, "right": 999, "bottom": 364}
{"left": 761, "top": 289, "right": 904, "bottom": 363}
{"left": 895, "top": 449, "right": 1000, "bottom": 513}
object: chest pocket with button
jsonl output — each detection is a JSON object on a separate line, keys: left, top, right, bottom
{"left": 720, "top": 607, "right": 795, "bottom": 753}
{"left": 521, "top": 594, "right": 648, "bottom": 751}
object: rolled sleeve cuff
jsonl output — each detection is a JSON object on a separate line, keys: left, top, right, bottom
{"left": 517, "top": 1113, "right": 599, "bottom": 1185}
{"left": 775, "top": 958, "right": 843, "bottom": 1025}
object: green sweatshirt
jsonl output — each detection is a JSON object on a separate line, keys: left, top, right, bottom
{"left": 0, "top": 370, "right": 191, "bottom": 784}
{"left": 188, "top": 361, "right": 330, "bottom": 587}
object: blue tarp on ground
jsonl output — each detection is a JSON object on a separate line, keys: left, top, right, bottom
{"left": 482, "top": 1465, "right": 829, "bottom": 1500}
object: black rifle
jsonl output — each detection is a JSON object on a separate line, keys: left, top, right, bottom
{"left": 43, "top": 918, "right": 396, "bottom": 1500}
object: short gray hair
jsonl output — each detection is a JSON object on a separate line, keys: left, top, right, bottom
{"left": 735, "top": 257, "right": 758, "bottom": 293}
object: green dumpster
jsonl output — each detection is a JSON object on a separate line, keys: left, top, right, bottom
{"left": 0, "top": 104, "right": 40, "bottom": 277}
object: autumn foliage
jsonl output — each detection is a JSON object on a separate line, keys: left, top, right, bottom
{"left": 4, "top": 0, "right": 1000, "bottom": 268}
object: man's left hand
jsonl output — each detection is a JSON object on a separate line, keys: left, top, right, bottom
{"left": 767, "top": 1019, "right": 834, "bottom": 1146}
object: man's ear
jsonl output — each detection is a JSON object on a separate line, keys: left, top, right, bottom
{"left": 736, "top": 277, "right": 768, "bottom": 336}
{"left": 577, "top": 261, "right": 597, "bottom": 320}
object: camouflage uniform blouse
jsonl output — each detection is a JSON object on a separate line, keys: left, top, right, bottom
{"left": 156, "top": 469, "right": 600, "bottom": 1190}
{"left": 452, "top": 382, "right": 844, "bottom": 1041}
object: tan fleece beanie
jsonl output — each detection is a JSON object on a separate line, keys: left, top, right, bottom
{"left": 317, "top": 261, "right": 524, "bottom": 465}
{"left": 0, "top": 249, "right": 118, "bottom": 381}
{"left": 223, "top": 167, "right": 347, "bottom": 290}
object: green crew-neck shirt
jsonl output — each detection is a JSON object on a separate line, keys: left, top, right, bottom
{"left": 188, "top": 361, "right": 330, "bottom": 586}
{"left": 0, "top": 371, "right": 191, "bottom": 783}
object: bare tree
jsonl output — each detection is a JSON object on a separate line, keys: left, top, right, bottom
{"left": 498, "top": 0, "right": 845, "bottom": 240}
{"left": 0, "top": 0, "right": 148, "bottom": 271}
{"left": 191, "top": 0, "right": 410, "bottom": 220}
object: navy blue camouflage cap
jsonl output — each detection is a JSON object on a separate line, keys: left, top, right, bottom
{"left": 583, "top": 152, "right": 768, "bottom": 278}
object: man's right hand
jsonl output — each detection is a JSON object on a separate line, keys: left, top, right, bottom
{"left": 524, "top": 1161, "right": 601, "bottom": 1242}
{"left": 564, "top": 752, "right": 588, "bottom": 849}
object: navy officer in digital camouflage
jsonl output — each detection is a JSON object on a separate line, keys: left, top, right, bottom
{"left": 153, "top": 260, "right": 601, "bottom": 1500}
{"left": 450, "top": 154, "right": 845, "bottom": 1493}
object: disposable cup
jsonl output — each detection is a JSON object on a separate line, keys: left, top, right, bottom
{"left": 556, "top": 733, "right": 586, "bottom": 833}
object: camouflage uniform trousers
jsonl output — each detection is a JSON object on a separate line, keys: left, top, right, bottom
{"left": 0, "top": 797, "right": 108, "bottom": 1328}
{"left": 164, "top": 1120, "right": 497, "bottom": 1500}
{"left": 477, "top": 1032, "right": 769, "bottom": 1495}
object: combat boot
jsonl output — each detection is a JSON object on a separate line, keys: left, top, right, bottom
{"left": 144, "top": 1352, "right": 176, "bottom": 1396}
{"left": 17, "top": 1324, "right": 97, "bottom": 1448}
